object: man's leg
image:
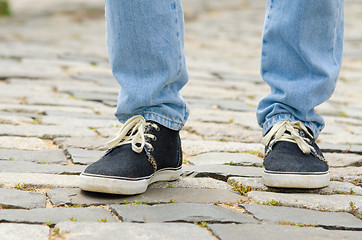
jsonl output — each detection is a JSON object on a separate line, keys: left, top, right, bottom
{"left": 257, "top": 0, "right": 344, "bottom": 188}
{"left": 80, "top": 0, "right": 189, "bottom": 194}
{"left": 107, "top": 0, "right": 189, "bottom": 131}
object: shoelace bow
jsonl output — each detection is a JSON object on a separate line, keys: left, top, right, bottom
{"left": 107, "top": 116, "right": 159, "bottom": 153}
{"left": 261, "top": 121, "right": 315, "bottom": 154}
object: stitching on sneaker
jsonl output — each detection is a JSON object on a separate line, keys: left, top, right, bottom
{"left": 177, "top": 144, "right": 182, "bottom": 167}
{"left": 147, "top": 153, "right": 158, "bottom": 171}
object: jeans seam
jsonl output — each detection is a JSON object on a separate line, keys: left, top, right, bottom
{"left": 332, "top": 0, "right": 342, "bottom": 67}
{"left": 263, "top": 113, "right": 289, "bottom": 129}
{"left": 260, "top": 0, "right": 274, "bottom": 76}
{"left": 173, "top": 0, "right": 183, "bottom": 79}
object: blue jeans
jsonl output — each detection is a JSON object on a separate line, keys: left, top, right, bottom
{"left": 105, "top": 0, "right": 344, "bottom": 138}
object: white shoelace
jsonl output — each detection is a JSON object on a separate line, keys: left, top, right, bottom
{"left": 261, "top": 121, "right": 314, "bottom": 154}
{"left": 107, "top": 115, "right": 159, "bottom": 153}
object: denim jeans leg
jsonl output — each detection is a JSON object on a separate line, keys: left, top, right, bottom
{"left": 105, "top": 0, "right": 189, "bottom": 131}
{"left": 256, "top": 0, "right": 344, "bottom": 138}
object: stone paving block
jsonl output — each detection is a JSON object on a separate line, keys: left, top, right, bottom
{"left": 149, "top": 177, "right": 232, "bottom": 190}
{"left": 184, "top": 121, "right": 261, "bottom": 143}
{"left": 55, "top": 222, "right": 213, "bottom": 240}
{"left": 0, "top": 223, "right": 49, "bottom": 240}
{"left": 47, "top": 188, "right": 243, "bottom": 206}
{"left": 0, "top": 61, "right": 66, "bottom": 80}
{"left": 208, "top": 223, "right": 362, "bottom": 240}
{"left": 319, "top": 132, "right": 362, "bottom": 145}
{"left": 228, "top": 177, "right": 362, "bottom": 195}
{"left": 0, "top": 173, "right": 80, "bottom": 189}
{"left": 0, "top": 208, "right": 116, "bottom": 225}
{"left": 330, "top": 167, "right": 362, "bottom": 183}
{"left": 95, "top": 127, "right": 119, "bottom": 138}
{"left": 0, "top": 104, "right": 95, "bottom": 115}
{"left": 54, "top": 137, "right": 110, "bottom": 150}
{"left": 186, "top": 98, "right": 253, "bottom": 112}
{"left": 320, "top": 144, "right": 362, "bottom": 154}
{"left": 0, "top": 111, "right": 41, "bottom": 120}
{"left": 188, "top": 109, "right": 260, "bottom": 130}
{"left": 182, "top": 139, "right": 263, "bottom": 156}
{"left": 68, "top": 91, "right": 118, "bottom": 103}
{"left": 0, "top": 149, "right": 67, "bottom": 164}
{"left": 66, "top": 148, "right": 104, "bottom": 165}
{"left": 56, "top": 84, "right": 118, "bottom": 95}
{"left": 41, "top": 116, "right": 118, "bottom": 128}
{"left": 110, "top": 203, "right": 256, "bottom": 224}
{"left": 72, "top": 72, "right": 118, "bottom": 87}
{"left": 0, "top": 161, "right": 85, "bottom": 174}
{"left": 0, "top": 124, "right": 97, "bottom": 138}
{"left": 25, "top": 95, "right": 110, "bottom": 109}
{"left": 228, "top": 177, "right": 267, "bottom": 191}
{"left": 0, "top": 188, "right": 46, "bottom": 209}
{"left": 325, "top": 152, "right": 362, "bottom": 167}
{"left": 0, "top": 136, "right": 52, "bottom": 150}
{"left": 240, "top": 204, "right": 362, "bottom": 230}
{"left": 0, "top": 115, "right": 34, "bottom": 125}
{"left": 188, "top": 152, "right": 262, "bottom": 167}
{"left": 246, "top": 191, "right": 362, "bottom": 217}
{"left": 102, "top": 100, "right": 117, "bottom": 107}
{"left": 184, "top": 165, "right": 262, "bottom": 181}
{"left": 0, "top": 84, "right": 55, "bottom": 99}
{"left": 44, "top": 111, "right": 113, "bottom": 119}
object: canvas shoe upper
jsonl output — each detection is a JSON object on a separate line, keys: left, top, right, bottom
{"left": 79, "top": 115, "right": 183, "bottom": 195}
{"left": 261, "top": 121, "right": 329, "bottom": 189}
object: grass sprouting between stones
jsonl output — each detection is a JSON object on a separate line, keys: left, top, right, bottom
{"left": 194, "top": 221, "right": 207, "bottom": 228}
{"left": 258, "top": 199, "right": 281, "bottom": 206}
{"left": 97, "top": 217, "right": 108, "bottom": 222}
{"left": 14, "top": 183, "right": 36, "bottom": 192}
{"left": 230, "top": 181, "right": 252, "bottom": 196}
{"left": 349, "top": 201, "right": 356, "bottom": 214}
{"left": 278, "top": 221, "right": 316, "bottom": 228}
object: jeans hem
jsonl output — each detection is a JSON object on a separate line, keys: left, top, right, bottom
{"left": 262, "top": 114, "right": 323, "bottom": 139}
{"left": 116, "top": 112, "right": 185, "bottom": 131}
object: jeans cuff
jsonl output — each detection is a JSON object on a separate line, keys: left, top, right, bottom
{"left": 116, "top": 112, "right": 185, "bottom": 131}
{"left": 262, "top": 114, "right": 323, "bottom": 139}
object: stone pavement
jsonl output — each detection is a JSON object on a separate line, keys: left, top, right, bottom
{"left": 0, "top": 0, "right": 361, "bottom": 239}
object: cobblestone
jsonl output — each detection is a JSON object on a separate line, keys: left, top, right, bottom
{"left": 184, "top": 165, "right": 262, "bottom": 181}
{"left": 0, "top": 161, "right": 85, "bottom": 174}
{"left": 0, "top": 173, "right": 80, "bottom": 189}
{"left": 246, "top": 191, "right": 362, "bottom": 219}
{"left": 110, "top": 203, "right": 256, "bottom": 223}
{"left": 55, "top": 222, "right": 214, "bottom": 240}
{"left": 66, "top": 148, "right": 104, "bottom": 165}
{"left": 228, "top": 177, "right": 362, "bottom": 195}
{"left": 0, "top": 188, "right": 46, "bottom": 209}
{"left": 208, "top": 224, "right": 362, "bottom": 240}
{"left": 0, "top": 149, "right": 67, "bottom": 164}
{"left": 47, "top": 188, "right": 243, "bottom": 207}
{"left": 0, "top": 223, "right": 49, "bottom": 240}
{"left": 187, "top": 152, "right": 263, "bottom": 167}
{"left": 0, "top": 208, "right": 116, "bottom": 224}
{"left": 240, "top": 204, "right": 362, "bottom": 230}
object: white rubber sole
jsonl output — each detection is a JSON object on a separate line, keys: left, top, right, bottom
{"left": 262, "top": 170, "right": 330, "bottom": 189}
{"left": 79, "top": 167, "right": 183, "bottom": 195}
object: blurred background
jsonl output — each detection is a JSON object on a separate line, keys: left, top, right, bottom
{"left": 0, "top": 0, "right": 361, "bottom": 148}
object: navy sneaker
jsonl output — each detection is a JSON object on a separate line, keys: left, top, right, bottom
{"left": 261, "top": 121, "right": 329, "bottom": 188}
{"left": 79, "top": 115, "right": 183, "bottom": 195}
